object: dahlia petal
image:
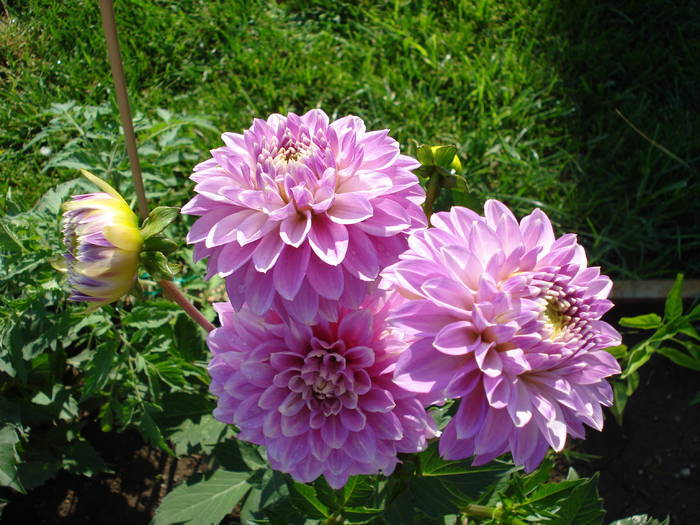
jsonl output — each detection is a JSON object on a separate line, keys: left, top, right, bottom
{"left": 280, "top": 211, "right": 312, "bottom": 247}
{"left": 273, "top": 244, "right": 311, "bottom": 300}
{"left": 322, "top": 416, "right": 349, "bottom": 448}
{"left": 236, "top": 211, "right": 269, "bottom": 245}
{"left": 433, "top": 321, "right": 477, "bottom": 355}
{"left": 327, "top": 192, "right": 373, "bottom": 224}
{"left": 308, "top": 214, "right": 349, "bottom": 266}
{"left": 343, "top": 228, "right": 380, "bottom": 281}
{"left": 338, "top": 310, "right": 373, "bottom": 347}
{"left": 217, "top": 242, "right": 256, "bottom": 276}
{"left": 252, "top": 233, "right": 285, "bottom": 272}
{"left": 394, "top": 338, "right": 460, "bottom": 395}
{"left": 360, "top": 388, "right": 396, "bottom": 413}
{"left": 454, "top": 395, "right": 488, "bottom": 440}
{"left": 307, "top": 259, "right": 345, "bottom": 300}
{"left": 339, "top": 409, "right": 366, "bottom": 432}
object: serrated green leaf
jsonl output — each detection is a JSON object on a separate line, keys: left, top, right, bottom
{"left": 139, "top": 405, "right": 174, "bottom": 455}
{"left": 664, "top": 274, "right": 684, "bottom": 321}
{"left": 122, "top": 301, "right": 181, "bottom": 328}
{"left": 141, "top": 206, "right": 180, "bottom": 239}
{"left": 618, "top": 314, "right": 662, "bottom": 330}
{"left": 550, "top": 474, "right": 604, "bottom": 525}
{"left": 81, "top": 341, "right": 116, "bottom": 400}
{"left": 153, "top": 469, "right": 252, "bottom": 525}
{"left": 288, "top": 481, "right": 331, "bottom": 518}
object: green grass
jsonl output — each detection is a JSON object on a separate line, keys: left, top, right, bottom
{"left": 1, "top": 0, "right": 698, "bottom": 278}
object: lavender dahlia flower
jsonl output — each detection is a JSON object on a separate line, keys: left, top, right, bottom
{"left": 382, "top": 201, "right": 621, "bottom": 471}
{"left": 182, "top": 109, "right": 426, "bottom": 322}
{"left": 207, "top": 292, "right": 437, "bottom": 488}
{"left": 61, "top": 171, "right": 143, "bottom": 311}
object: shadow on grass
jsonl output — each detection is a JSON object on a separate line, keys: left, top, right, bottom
{"left": 549, "top": 0, "right": 700, "bottom": 278}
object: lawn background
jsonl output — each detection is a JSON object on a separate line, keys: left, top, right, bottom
{"left": 1, "top": 0, "right": 698, "bottom": 279}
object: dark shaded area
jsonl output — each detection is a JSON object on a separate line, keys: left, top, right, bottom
{"left": 574, "top": 301, "right": 700, "bottom": 524}
{"left": 2, "top": 428, "right": 206, "bottom": 524}
{"left": 551, "top": 0, "right": 700, "bottom": 277}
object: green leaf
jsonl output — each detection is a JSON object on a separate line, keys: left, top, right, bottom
{"left": 551, "top": 473, "right": 605, "bottom": 525}
{"left": 288, "top": 481, "right": 331, "bottom": 518}
{"left": 80, "top": 341, "right": 116, "bottom": 401}
{"left": 143, "top": 235, "right": 178, "bottom": 255}
{"left": 138, "top": 405, "right": 174, "bottom": 455}
{"left": 122, "top": 301, "right": 181, "bottom": 329}
{"left": 664, "top": 274, "right": 684, "bottom": 321}
{"left": 656, "top": 346, "right": 700, "bottom": 371}
{"left": 63, "top": 440, "right": 108, "bottom": 476}
{"left": 618, "top": 314, "right": 662, "bottom": 330}
{"left": 621, "top": 343, "right": 655, "bottom": 379}
{"left": 0, "top": 425, "right": 23, "bottom": 492}
{"left": 141, "top": 206, "right": 180, "bottom": 239}
{"left": 153, "top": 469, "right": 252, "bottom": 525}
{"left": 140, "top": 251, "right": 175, "bottom": 280}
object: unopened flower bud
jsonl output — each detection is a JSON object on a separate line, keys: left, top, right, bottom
{"left": 61, "top": 170, "right": 143, "bottom": 311}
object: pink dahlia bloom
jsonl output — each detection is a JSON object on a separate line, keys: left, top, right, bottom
{"left": 182, "top": 109, "right": 426, "bottom": 322}
{"left": 207, "top": 292, "right": 437, "bottom": 489}
{"left": 382, "top": 200, "right": 621, "bottom": 471}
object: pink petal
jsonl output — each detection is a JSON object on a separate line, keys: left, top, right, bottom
{"left": 308, "top": 214, "right": 349, "bottom": 265}
{"left": 273, "top": 244, "right": 311, "bottom": 300}
{"left": 433, "top": 321, "right": 477, "bottom": 355}
{"left": 280, "top": 211, "right": 312, "bottom": 247}
{"left": 252, "top": 233, "right": 285, "bottom": 272}
{"left": 327, "top": 193, "right": 373, "bottom": 224}
{"left": 307, "top": 260, "right": 345, "bottom": 300}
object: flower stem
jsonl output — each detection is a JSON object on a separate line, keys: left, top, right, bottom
{"left": 161, "top": 280, "right": 215, "bottom": 332}
{"left": 99, "top": 0, "right": 213, "bottom": 333}
{"left": 462, "top": 504, "right": 528, "bottom": 525}
{"left": 423, "top": 168, "right": 442, "bottom": 218}
{"left": 98, "top": 0, "right": 148, "bottom": 221}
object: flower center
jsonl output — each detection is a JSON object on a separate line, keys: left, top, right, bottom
{"left": 539, "top": 288, "right": 575, "bottom": 339}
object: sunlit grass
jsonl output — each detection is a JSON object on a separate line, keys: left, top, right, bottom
{"left": 1, "top": 0, "right": 697, "bottom": 278}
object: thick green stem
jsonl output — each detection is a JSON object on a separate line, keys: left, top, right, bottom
{"left": 423, "top": 168, "right": 442, "bottom": 217}
{"left": 99, "top": 0, "right": 213, "bottom": 333}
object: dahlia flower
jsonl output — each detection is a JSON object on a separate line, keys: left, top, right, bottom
{"left": 182, "top": 109, "right": 426, "bottom": 322}
{"left": 207, "top": 292, "right": 437, "bottom": 488}
{"left": 382, "top": 200, "right": 621, "bottom": 471}
{"left": 61, "top": 171, "right": 143, "bottom": 311}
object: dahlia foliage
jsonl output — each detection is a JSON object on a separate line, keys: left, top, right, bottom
{"left": 182, "top": 109, "right": 426, "bottom": 324}
{"left": 61, "top": 171, "right": 143, "bottom": 311}
{"left": 207, "top": 292, "right": 436, "bottom": 488}
{"left": 382, "top": 200, "right": 621, "bottom": 470}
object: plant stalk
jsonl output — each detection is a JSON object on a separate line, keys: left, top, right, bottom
{"left": 99, "top": 0, "right": 213, "bottom": 333}
{"left": 423, "top": 168, "right": 442, "bottom": 217}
